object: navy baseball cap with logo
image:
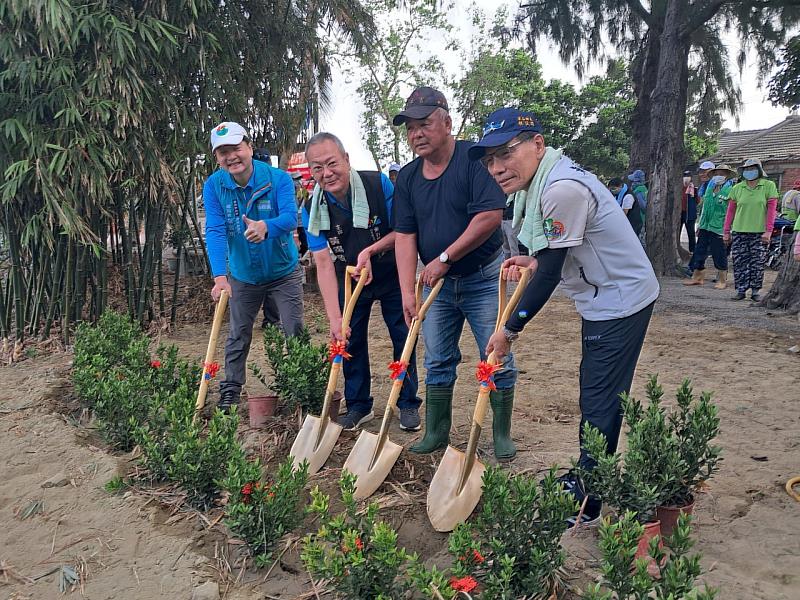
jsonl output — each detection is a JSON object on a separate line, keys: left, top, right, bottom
{"left": 467, "top": 107, "right": 543, "bottom": 161}
{"left": 392, "top": 86, "right": 449, "bottom": 126}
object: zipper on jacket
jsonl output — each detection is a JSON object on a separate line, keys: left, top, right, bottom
{"left": 579, "top": 267, "right": 599, "bottom": 298}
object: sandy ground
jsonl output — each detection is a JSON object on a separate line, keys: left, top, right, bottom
{"left": 1, "top": 273, "right": 799, "bottom": 599}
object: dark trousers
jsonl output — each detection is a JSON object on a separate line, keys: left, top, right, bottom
{"left": 578, "top": 302, "right": 654, "bottom": 470}
{"left": 220, "top": 268, "right": 304, "bottom": 394}
{"left": 731, "top": 232, "right": 768, "bottom": 294}
{"left": 681, "top": 211, "right": 696, "bottom": 252}
{"left": 689, "top": 229, "right": 728, "bottom": 271}
{"left": 338, "top": 285, "right": 421, "bottom": 413}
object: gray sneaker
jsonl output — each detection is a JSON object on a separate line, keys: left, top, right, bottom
{"left": 339, "top": 409, "right": 374, "bottom": 431}
{"left": 399, "top": 407, "right": 421, "bottom": 431}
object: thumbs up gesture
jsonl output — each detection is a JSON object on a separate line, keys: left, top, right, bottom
{"left": 243, "top": 215, "right": 267, "bottom": 243}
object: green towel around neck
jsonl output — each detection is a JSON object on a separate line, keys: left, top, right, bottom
{"left": 307, "top": 168, "right": 370, "bottom": 236}
{"left": 511, "top": 147, "right": 563, "bottom": 254}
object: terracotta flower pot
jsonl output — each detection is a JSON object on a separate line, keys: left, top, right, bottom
{"left": 248, "top": 394, "right": 277, "bottom": 428}
{"left": 656, "top": 498, "right": 695, "bottom": 538}
{"left": 635, "top": 520, "right": 663, "bottom": 577}
{"left": 328, "top": 391, "right": 342, "bottom": 423}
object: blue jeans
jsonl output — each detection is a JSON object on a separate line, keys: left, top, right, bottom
{"left": 338, "top": 285, "right": 421, "bottom": 414}
{"left": 421, "top": 255, "right": 517, "bottom": 389}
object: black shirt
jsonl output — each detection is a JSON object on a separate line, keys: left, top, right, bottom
{"left": 393, "top": 140, "right": 505, "bottom": 276}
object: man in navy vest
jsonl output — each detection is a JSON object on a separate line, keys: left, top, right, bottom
{"left": 302, "top": 132, "right": 422, "bottom": 431}
{"left": 203, "top": 122, "right": 305, "bottom": 412}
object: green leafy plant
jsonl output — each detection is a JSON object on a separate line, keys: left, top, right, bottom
{"left": 254, "top": 324, "right": 329, "bottom": 414}
{"left": 583, "top": 511, "right": 717, "bottom": 599}
{"left": 302, "top": 470, "right": 416, "bottom": 599}
{"left": 414, "top": 467, "right": 576, "bottom": 600}
{"left": 662, "top": 380, "right": 721, "bottom": 507}
{"left": 222, "top": 454, "right": 309, "bottom": 566}
{"left": 581, "top": 377, "right": 682, "bottom": 524}
{"left": 104, "top": 476, "right": 128, "bottom": 494}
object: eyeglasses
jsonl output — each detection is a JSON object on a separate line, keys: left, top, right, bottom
{"left": 480, "top": 138, "right": 528, "bottom": 168}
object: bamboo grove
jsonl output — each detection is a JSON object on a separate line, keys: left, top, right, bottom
{"left": 0, "top": 0, "right": 373, "bottom": 357}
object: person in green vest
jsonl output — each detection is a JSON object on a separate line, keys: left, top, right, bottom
{"left": 627, "top": 169, "right": 648, "bottom": 247}
{"left": 780, "top": 178, "right": 800, "bottom": 222}
{"left": 723, "top": 158, "right": 779, "bottom": 302}
{"left": 684, "top": 164, "right": 736, "bottom": 289}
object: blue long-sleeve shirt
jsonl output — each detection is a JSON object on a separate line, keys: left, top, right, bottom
{"left": 203, "top": 160, "right": 299, "bottom": 284}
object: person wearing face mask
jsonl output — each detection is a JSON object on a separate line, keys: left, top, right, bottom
{"left": 203, "top": 122, "right": 305, "bottom": 413}
{"left": 684, "top": 164, "right": 736, "bottom": 288}
{"left": 608, "top": 177, "right": 643, "bottom": 236}
{"left": 301, "top": 132, "right": 422, "bottom": 432}
{"left": 680, "top": 170, "right": 698, "bottom": 253}
{"left": 472, "top": 107, "right": 659, "bottom": 527}
{"left": 723, "top": 158, "right": 779, "bottom": 301}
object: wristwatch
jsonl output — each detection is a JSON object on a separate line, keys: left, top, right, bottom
{"left": 502, "top": 326, "right": 520, "bottom": 342}
{"left": 439, "top": 251, "right": 452, "bottom": 265}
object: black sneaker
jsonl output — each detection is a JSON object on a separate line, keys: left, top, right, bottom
{"left": 217, "top": 389, "right": 240, "bottom": 413}
{"left": 557, "top": 471, "right": 602, "bottom": 529}
{"left": 399, "top": 407, "right": 421, "bottom": 431}
{"left": 750, "top": 292, "right": 761, "bottom": 302}
{"left": 731, "top": 292, "right": 746, "bottom": 301}
{"left": 339, "top": 409, "right": 374, "bottom": 431}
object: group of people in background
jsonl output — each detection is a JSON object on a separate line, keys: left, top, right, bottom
{"left": 200, "top": 84, "right": 798, "bottom": 529}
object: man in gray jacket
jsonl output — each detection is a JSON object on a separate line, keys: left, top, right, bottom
{"left": 470, "top": 108, "right": 660, "bottom": 527}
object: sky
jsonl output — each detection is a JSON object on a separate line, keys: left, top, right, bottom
{"left": 319, "top": 0, "right": 795, "bottom": 171}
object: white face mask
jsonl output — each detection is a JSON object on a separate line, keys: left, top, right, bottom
{"left": 712, "top": 175, "right": 726, "bottom": 186}
{"left": 683, "top": 177, "right": 691, "bottom": 185}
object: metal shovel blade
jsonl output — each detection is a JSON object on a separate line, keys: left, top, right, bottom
{"left": 343, "top": 430, "right": 404, "bottom": 500}
{"left": 426, "top": 445, "right": 486, "bottom": 532}
{"left": 290, "top": 414, "right": 343, "bottom": 475}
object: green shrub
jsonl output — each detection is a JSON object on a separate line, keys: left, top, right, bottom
{"left": 414, "top": 467, "right": 576, "bottom": 600}
{"left": 253, "top": 324, "right": 329, "bottom": 414}
{"left": 302, "top": 471, "right": 415, "bottom": 599}
{"left": 222, "top": 454, "right": 309, "bottom": 566}
{"left": 583, "top": 512, "right": 717, "bottom": 599}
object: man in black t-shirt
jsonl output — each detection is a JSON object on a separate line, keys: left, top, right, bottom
{"left": 392, "top": 86, "right": 519, "bottom": 460}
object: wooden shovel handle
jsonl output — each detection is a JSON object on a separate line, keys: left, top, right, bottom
{"left": 195, "top": 289, "right": 229, "bottom": 416}
{"left": 314, "top": 266, "right": 368, "bottom": 445}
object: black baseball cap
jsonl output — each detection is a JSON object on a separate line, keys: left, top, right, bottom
{"left": 467, "top": 107, "right": 543, "bottom": 161}
{"left": 392, "top": 86, "right": 449, "bottom": 126}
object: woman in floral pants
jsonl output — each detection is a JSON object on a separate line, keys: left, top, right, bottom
{"left": 723, "top": 158, "right": 779, "bottom": 302}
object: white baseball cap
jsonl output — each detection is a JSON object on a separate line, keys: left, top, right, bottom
{"left": 698, "top": 160, "right": 715, "bottom": 171}
{"left": 210, "top": 121, "right": 250, "bottom": 152}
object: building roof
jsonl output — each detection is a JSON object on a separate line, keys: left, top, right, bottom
{"left": 712, "top": 115, "right": 800, "bottom": 165}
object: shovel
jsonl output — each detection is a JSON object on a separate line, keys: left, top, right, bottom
{"left": 290, "top": 266, "right": 367, "bottom": 474}
{"left": 427, "top": 267, "right": 531, "bottom": 532}
{"left": 195, "top": 289, "right": 229, "bottom": 418}
{"left": 343, "top": 277, "right": 444, "bottom": 500}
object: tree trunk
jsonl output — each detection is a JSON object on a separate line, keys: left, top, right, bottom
{"left": 629, "top": 29, "right": 662, "bottom": 171}
{"left": 763, "top": 238, "right": 800, "bottom": 313}
{"left": 645, "top": 3, "right": 690, "bottom": 276}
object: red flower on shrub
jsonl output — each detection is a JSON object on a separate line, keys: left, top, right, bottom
{"left": 388, "top": 360, "right": 408, "bottom": 380}
{"left": 475, "top": 361, "right": 501, "bottom": 391}
{"left": 241, "top": 482, "right": 254, "bottom": 503}
{"left": 150, "top": 360, "right": 162, "bottom": 368}
{"left": 328, "top": 340, "right": 351, "bottom": 363}
{"left": 472, "top": 549, "right": 485, "bottom": 563}
{"left": 203, "top": 361, "right": 220, "bottom": 380}
{"left": 450, "top": 576, "right": 478, "bottom": 593}
{"left": 355, "top": 537, "right": 363, "bottom": 551}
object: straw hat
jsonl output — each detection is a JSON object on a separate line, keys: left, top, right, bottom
{"left": 709, "top": 164, "right": 737, "bottom": 180}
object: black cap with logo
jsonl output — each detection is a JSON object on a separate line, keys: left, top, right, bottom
{"left": 392, "top": 86, "right": 449, "bottom": 126}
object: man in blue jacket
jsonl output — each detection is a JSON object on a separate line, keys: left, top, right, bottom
{"left": 203, "top": 121, "right": 304, "bottom": 411}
